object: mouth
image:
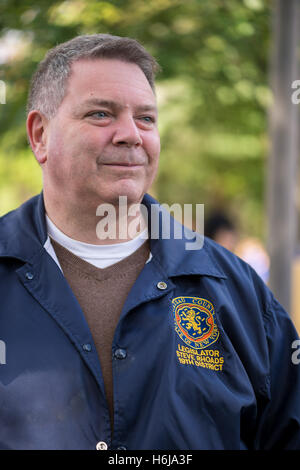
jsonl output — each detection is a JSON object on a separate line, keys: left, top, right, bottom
{"left": 103, "top": 163, "right": 143, "bottom": 168}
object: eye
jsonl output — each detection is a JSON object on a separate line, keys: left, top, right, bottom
{"left": 88, "top": 111, "right": 110, "bottom": 119}
{"left": 139, "top": 116, "right": 155, "bottom": 124}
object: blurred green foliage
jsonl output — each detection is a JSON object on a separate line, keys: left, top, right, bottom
{"left": 0, "top": 0, "right": 271, "bottom": 238}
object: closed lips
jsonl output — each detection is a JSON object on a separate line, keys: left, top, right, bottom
{"left": 104, "top": 162, "right": 143, "bottom": 166}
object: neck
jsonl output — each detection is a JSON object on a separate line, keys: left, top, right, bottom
{"left": 43, "top": 193, "right": 148, "bottom": 245}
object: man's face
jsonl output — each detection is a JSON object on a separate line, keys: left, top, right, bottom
{"left": 42, "top": 58, "right": 160, "bottom": 208}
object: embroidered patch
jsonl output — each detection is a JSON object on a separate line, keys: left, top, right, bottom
{"left": 172, "top": 297, "right": 219, "bottom": 350}
{"left": 176, "top": 344, "right": 224, "bottom": 371}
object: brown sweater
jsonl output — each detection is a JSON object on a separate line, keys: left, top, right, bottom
{"left": 50, "top": 238, "right": 150, "bottom": 429}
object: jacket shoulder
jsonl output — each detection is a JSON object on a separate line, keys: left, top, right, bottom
{"left": 0, "top": 194, "right": 45, "bottom": 260}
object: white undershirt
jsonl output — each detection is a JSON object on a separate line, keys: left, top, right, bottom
{"left": 44, "top": 214, "right": 151, "bottom": 270}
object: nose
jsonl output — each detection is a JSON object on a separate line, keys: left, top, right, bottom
{"left": 112, "top": 114, "right": 143, "bottom": 148}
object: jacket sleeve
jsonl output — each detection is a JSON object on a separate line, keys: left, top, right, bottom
{"left": 255, "top": 294, "right": 300, "bottom": 449}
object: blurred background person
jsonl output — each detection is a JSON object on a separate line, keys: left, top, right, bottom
{"left": 204, "top": 210, "right": 238, "bottom": 252}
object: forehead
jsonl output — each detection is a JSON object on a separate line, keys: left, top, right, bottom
{"left": 64, "top": 58, "right": 156, "bottom": 108}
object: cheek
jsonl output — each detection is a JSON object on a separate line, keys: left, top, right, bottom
{"left": 67, "top": 125, "right": 111, "bottom": 158}
{"left": 46, "top": 133, "right": 65, "bottom": 168}
{"left": 47, "top": 127, "right": 89, "bottom": 166}
{"left": 47, "top": 120, "right": 70, "bottom": 158}
{"left": 144, "top": 135, "right": 160, "bottom": 186}
{"left": 145, "top": 132, "right": 161, "bottom": 163}
{"left": 46, "top": 128, "right": 78, "bottom": 183}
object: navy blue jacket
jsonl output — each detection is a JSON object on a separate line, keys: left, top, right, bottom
{"left": 0, "top": 193, "right": 300, "bottom": 450}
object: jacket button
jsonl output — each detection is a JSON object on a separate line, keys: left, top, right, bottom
{"left": 96, "top": 441, "right": 108, "bottom": 450}
{"left": 157, "top": 281, "right": 167, "bottom": 290}
{"left": 114, "top": 348, "right": 127, "bottom": 360}
{"left": 25, "top": 272, "right": 34, "bottom": 280}
{"left": 82, "top": 343, "right": 92, "bottom": 352}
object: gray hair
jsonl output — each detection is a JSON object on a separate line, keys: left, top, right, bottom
{"left": 27, "top": 34, "right": 160, "bottom": 119}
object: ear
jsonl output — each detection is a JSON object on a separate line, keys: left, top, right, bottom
{"left": 26, "top": 110, "right": 49, "bottom": 164}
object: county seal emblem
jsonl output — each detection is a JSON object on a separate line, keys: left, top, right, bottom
{"left": 172, "top": 297, "right": 219, "bottom": 349}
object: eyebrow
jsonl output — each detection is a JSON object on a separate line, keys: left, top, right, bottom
{"left": 77, "top": 98, "right": 158, "bottom": 114}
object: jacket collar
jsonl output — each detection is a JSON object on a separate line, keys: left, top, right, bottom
{"left": 0, "top": 192, "right": 226, "bottom": 279}
{"left": 142, "top": 193, "right": 227, "bottom": 279}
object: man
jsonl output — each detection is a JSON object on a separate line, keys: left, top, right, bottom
{"left": 0, "top": 34, "right": 299, "bottom": 450}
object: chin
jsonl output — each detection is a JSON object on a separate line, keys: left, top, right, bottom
{"left": 107, "top": 183, "right": 145, "bottom": 206}
{"left": 93, "top": 192, "right": 143, "bottom": 208}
